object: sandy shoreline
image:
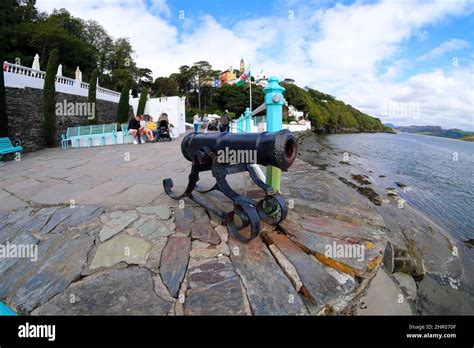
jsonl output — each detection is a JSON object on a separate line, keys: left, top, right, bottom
{"left": 295, "top": 131, "right": 474, "bottom": 315}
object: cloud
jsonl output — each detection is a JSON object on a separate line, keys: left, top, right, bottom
{"left": 34, "top": 0, "right": 474, "bottom": 130}
{"left": 419, "top": 39, "right": 470, "bottom": 60}
{"left": 150, "top": 0, "right": 171, "bottom": 18}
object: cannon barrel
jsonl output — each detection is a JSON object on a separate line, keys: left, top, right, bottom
{"left": 181, "top": 129, "right": 297, "bottom": 170}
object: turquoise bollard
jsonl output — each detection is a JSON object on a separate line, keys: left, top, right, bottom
{"left": 245, "top": 107, "right": 251, "bottom": 133}
{"left": 264, "top": 76, "right": 285, "bottom": 192}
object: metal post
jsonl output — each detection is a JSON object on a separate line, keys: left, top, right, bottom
{"left": 249, "top": 77, "right": 252, "bottom": 111}
{"left": 244, "top": 107, "right": 251, "bottom": 133}
{"left": 264, "top": 76, "right": 285, "bottom": 192}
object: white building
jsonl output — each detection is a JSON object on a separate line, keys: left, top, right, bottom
{"left": 288, "top": 105, "right": 304, "bottom": 119}
{"left": 130, "top": 95, "right": 186, "bottom": 137}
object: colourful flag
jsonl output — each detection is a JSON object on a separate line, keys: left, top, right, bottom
{"left": 235, "top": 69, "right": 251, "bottom": 86}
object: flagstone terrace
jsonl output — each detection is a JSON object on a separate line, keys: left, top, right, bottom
{"left": 0, "top": 133, "right": 393, "bottom": 315}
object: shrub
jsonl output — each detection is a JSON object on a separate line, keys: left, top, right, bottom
{"left": 137, "top": 88, "right": 148, "bottom": 116}
{"left": 116, "top": 78, "right": 132, "bottom": 123}
{"left": 42, "top": 49, "right": 59, "bottom": 147}
{"left": 88, "top": 68, "right": 99, "bottom": 124}
{"left": 0, "top": 55, "right": 8, "bottom": 137}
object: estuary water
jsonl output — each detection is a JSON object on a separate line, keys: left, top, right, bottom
{"left": 326, "top": 132, "right": 474, "bottom": 241}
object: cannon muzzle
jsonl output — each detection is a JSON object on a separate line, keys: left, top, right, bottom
{"left": 181, "top": 129, "right": 297, "bottom": 170}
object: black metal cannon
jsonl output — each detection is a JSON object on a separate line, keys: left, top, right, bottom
{"left": 163, "top": 129, "right": 297, "bottom": 242}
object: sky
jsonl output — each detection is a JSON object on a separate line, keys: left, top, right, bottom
{"left": 35, "top": 0, "right": 474, "bottom": 130}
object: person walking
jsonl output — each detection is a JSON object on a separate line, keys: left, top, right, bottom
{"left": 220, "top": 109, "right": 231, "bottom": 132}
{"left": 193, "top": 113, "right": 201, "bottom": 133}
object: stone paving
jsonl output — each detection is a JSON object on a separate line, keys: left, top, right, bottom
{"left": 0, "top": 133, "right": 388, "bottom": 315}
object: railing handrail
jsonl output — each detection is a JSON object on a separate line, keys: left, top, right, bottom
{"left": 249, "top": 103, "right": 266, "bottom": 118}
{"left": 3, "top": 61, "right": 121, "bottom": 97}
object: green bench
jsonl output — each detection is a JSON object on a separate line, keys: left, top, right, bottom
{"left": 61, "top": 124, "right": 117, "bottom": 149}
{"left": 0, "top": 137, "right": 23, "bottom": 162}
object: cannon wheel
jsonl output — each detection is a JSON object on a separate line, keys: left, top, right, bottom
{"left": 256, "top": 194, "right": 288, "bottom": 226}
{"left": 226, "top": 202, "right": 260, "bottom": 243}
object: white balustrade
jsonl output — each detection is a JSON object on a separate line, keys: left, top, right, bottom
{"left": 3, "top": 61, "right": 120, "bottom": 102}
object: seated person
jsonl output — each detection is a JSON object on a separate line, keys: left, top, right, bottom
{"left": 128, "top": 114, "right": 144, "bottom": 144}
{"left": 146, "top": 115, "right": 158, "bottom": 140}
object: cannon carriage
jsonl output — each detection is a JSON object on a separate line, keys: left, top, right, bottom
{"left": 163, "top": 129, "right": 297, "bottom": 242}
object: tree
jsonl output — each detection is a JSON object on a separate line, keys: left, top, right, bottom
{"left": 116, "top": 78, "right": 131, "bottom": 123}
{"left": 82, "top": 19, "right": 113, "bottom": 75}
{"left": 1, "top": 4, "right": 144, "bottom": 93}
{"left": 137, "top": 88, "right": 148, "bottom": 115}
{"left": 153, "top": 77, "right": 178, "bottom": 97}
{"left": 136, "top": 68, "right": 153, "bottom": 91}
{"left": 105, "top": 38, "right": 136, "bottom": 91}
{"left": 42, "top": 48, "right": 59, "bottom": 147}
{"left": 88, "top": 68, "right": 99, "bottom": 124}
{"left": 190, "top": 61, "right": 213, "bottom": 110}
{"left": 0, "top": 17, "right": 8, "bottom": 137}
{"left": 0, "top": 43, "right": 8, "bottom": 137}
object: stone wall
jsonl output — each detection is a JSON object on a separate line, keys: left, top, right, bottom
{"left": 5, "top": 87, "right": 133, "bottom": 152}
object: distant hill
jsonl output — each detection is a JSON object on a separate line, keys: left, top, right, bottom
{"left": 384, "top": 123, "right": 396, "bottom": 128}
{"left": 461, "top": 135, "right": 474, "bottom": 142}
{"left": 393, "top": 125, "right": 474, "bottom": 141}
{"left": 281, "top": 83, "right": 393, "bottom": 133}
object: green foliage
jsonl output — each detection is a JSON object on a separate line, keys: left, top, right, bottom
{"left": 42, "top": 48, "right": 59, "bottom": 147}
{"left": 1, "top": 3, "right": 147, "bottom": 92}
{"left": 282, "top": 83, "right": 388, "bottom": 133}
{"left": 461, "top": 135, "right": 474, "bottom": 142}
{"left": 395, "top": 125, "right": 474, "bottom": 139}
{"left": 0, "top": 39, "right": 8, "bottom": 137}
{"left": 153, "top": 77, "right": 178, "bottom": 97}
{"left": 185, "top": 108, "right": 200, "bottom": 123}
{"left": 88, "top": 68, "right": 99, "bottom": 124}
{"left": 116, "top": 78, "right": 132, "bottom": 123}
{"left": 137, "top": 88, "right": 148, "bottom": 115}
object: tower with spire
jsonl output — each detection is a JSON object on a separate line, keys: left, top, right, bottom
{"left": 239, "top": 57, "right": 245, "bottom": 75}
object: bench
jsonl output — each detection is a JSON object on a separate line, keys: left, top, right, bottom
{"left": 90, "top": 124, "right": 118, "bottom": 146}
{"left": 121, "top": 122, "right": 146, "bottom": 144}
{"left": 121, "top": 123, "right": 132, "bottom": 144}
{"left": 61, "top": 124, "right": 117, "bottom": 149}
{"left": 61, "top": 127, "right": 79, "bottom": 149}
{"left": 0, "top": 137, "right": 23, "bottom": 162}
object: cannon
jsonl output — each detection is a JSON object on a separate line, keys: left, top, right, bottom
{"left": 163, "top": 129, "right": 297, "bottom": 242}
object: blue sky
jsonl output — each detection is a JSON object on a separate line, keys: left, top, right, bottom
{"left": 37, "top": 0, "right": 474, "bottom": 130}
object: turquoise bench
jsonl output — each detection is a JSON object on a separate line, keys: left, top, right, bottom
{"left": 61, "top": 126, "right": 80, "bottom": 149}
{"left": 62, "top": 124, "right": 117, "bottom": 149}
{"left": 121, "top": 123, "right": 131, "bottom": 144}
{"left": 121, "top": 122, "right": 145, "bottom": 144}
{"left": 0, "top": 137, "right": 23, "bottom": 162}
{"left": 90, "top": 124, "right": 117, "bottom": 146}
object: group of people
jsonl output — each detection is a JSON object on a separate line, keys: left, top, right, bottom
{"left": 127, "top": 114, "right": 170, "bottom": 144}
{"left": 193, "top": 110, "right": 231, "bottom": 134}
